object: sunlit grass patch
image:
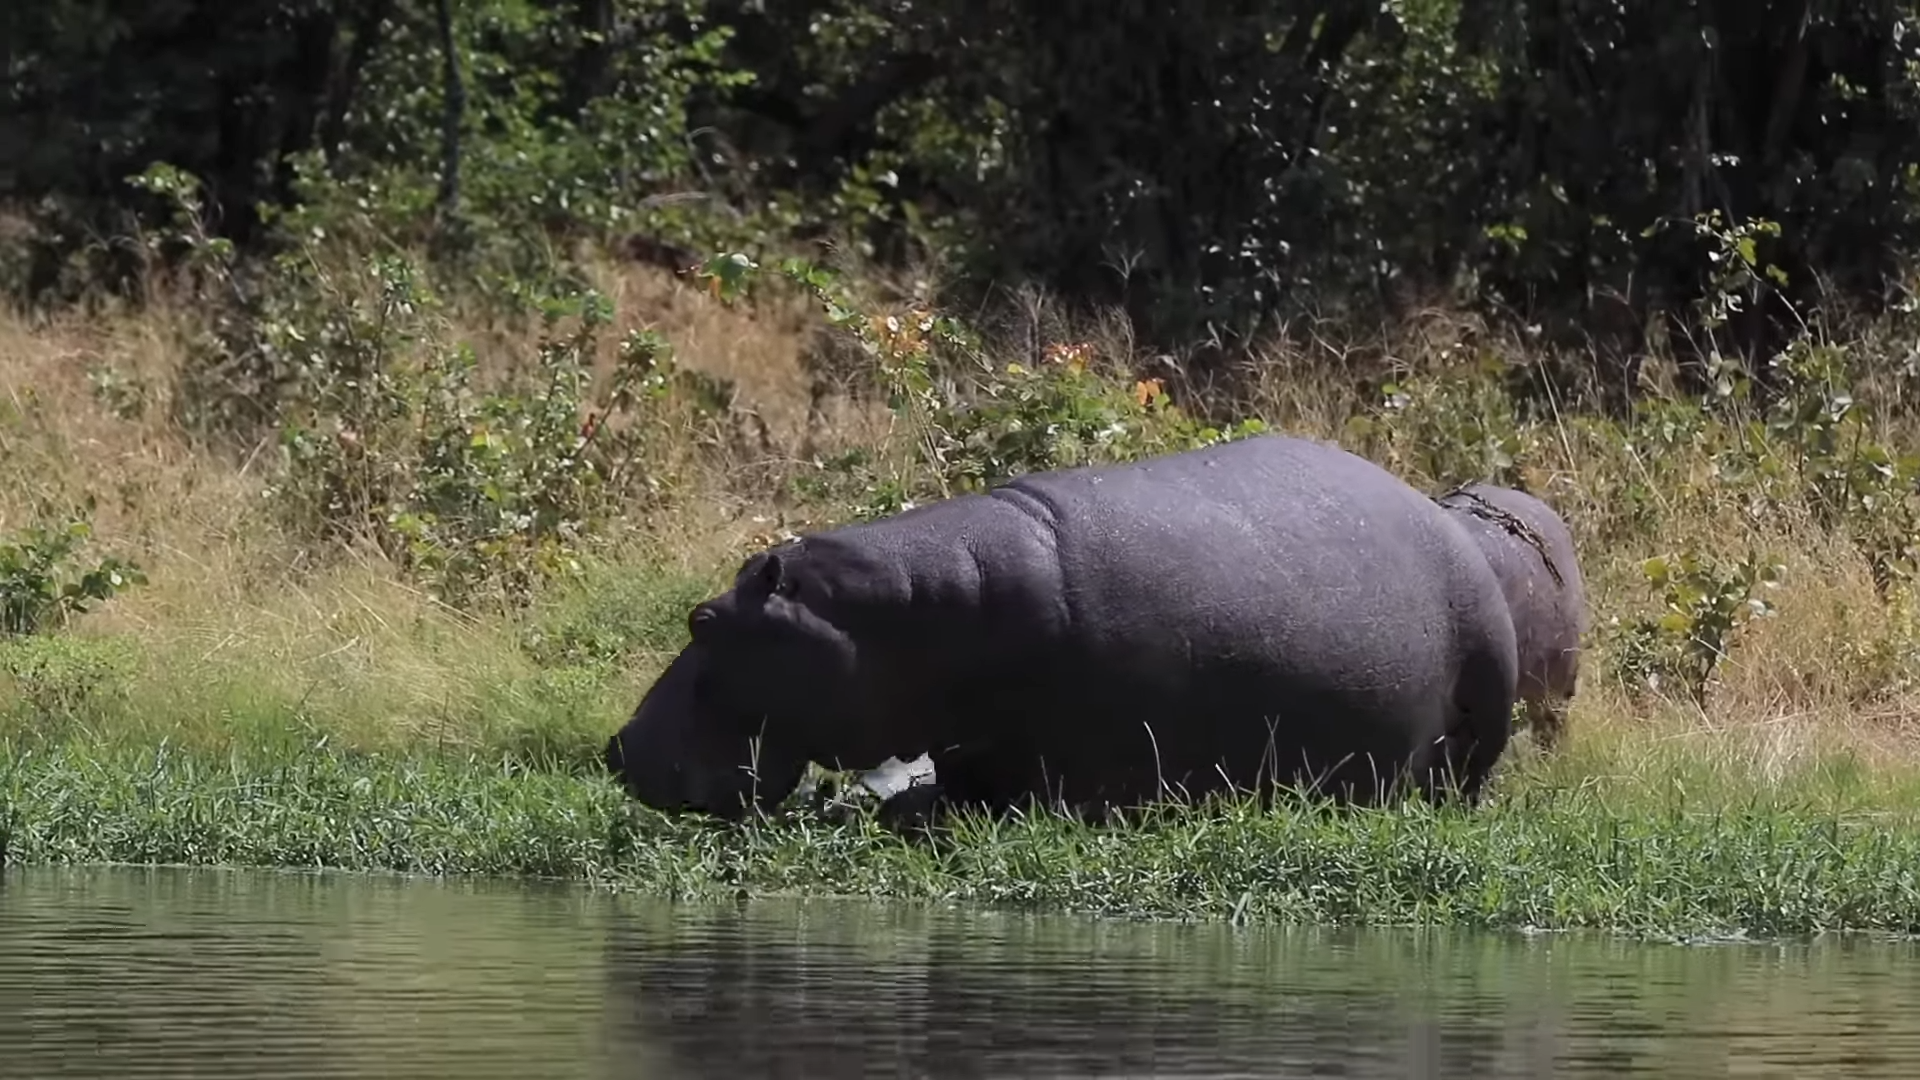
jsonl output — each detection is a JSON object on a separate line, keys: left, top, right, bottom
{"left": 5, "top": 732, "right": 1919, "bottom": 941}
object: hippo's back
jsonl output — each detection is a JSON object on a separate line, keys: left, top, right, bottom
{"left": 1439, "top": 484, "right": 1581, "bottom": 575}
{"left": 1001, "top": 434, "right": 1486, "bottom": 612}
{"left": 984, "top": 434, "right": 1517, "bottom": 799}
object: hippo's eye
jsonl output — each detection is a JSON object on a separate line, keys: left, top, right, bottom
{"left": 688, "top": 604, "right": 718, "bottom": 639}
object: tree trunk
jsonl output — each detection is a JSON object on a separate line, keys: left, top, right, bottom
{"left": 321, "top": 0, "right": 397, "bottom": 165}
{"left": 562, "top": 0, "right": 615, "bottom": 116}
{"left": 271, "top": 5, "right": 344, "bottom": 209}
{"left": 434, "top": 0, "right": 465, "bottom": 219}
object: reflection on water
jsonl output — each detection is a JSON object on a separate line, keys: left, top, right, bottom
{"left": 1, "top": 866, "right": 1917, "bottom": 1077}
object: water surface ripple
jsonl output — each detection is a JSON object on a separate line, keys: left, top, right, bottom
{"left": 2, "top": 866, "right": 1917, "bottom": 1077}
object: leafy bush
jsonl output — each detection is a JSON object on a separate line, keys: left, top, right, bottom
{"left": 121, "top": 165, "right": 705, "bottom": 607}
{"left": 0, "top": 517, "right": 146, "bottom": 639}
{"left": 261, "top": 255, "right": 688, "bottom": 606}
{"left": 1609, "top": 552, "right": 1785, "bottom": 707}
{"left": 1343, "top": 351, "right": 1529, "bottom": 491}
{"left": 1757, "top": 339, "right": 1920, "bottom": 597}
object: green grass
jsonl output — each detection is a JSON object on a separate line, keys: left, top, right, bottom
{"left": 0, "top": 552, "right": 726, "bottom": 765}
{"left": 2, "top": 547, "right": 1917, "bottom": 943}
{"left": 6, "top": 732, "right": 1920, "bottom": 942}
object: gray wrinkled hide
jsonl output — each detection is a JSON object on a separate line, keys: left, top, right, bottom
{"left": 1435, "top": 482, "right": 1587, "bottom": 752}
{"left": 650, "top": 433, "right": 1521, "bottom": 819}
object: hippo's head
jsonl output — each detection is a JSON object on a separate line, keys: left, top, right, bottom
{"left": 602, "top": 642, "right": 808, "bottom": 820}
{"left": 685, "top": 539, "right": 905, "bottom": 771}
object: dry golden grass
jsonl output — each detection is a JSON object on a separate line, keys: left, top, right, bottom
{"left": 0, "top": 256, "right": 1916, "bottom": 781}
{"left": 0, "top": 264, "right": 722, "bottom": 750}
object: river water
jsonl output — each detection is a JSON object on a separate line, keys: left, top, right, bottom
{"left": 2, "top": 866, "right": 1918, "bottom": 1077}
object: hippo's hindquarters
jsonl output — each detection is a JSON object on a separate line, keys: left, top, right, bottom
{"left": 1436, "top": 482, "right": 1587, "bottom": 753}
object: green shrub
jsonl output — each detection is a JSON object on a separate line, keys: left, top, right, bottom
{"left": 1610, "top": 551, "right": 1785, "bottom": 706}
{"left": 0, "top": 516, "right": 146, "bottom": 639}
{"left": 1343, "top": 350, "right": 1527, "bottom": 490}
{"left": 263, "top": 256, "right": 688, "bottom": 606}
{"left": 122, "top": 181, "right": 699, "bottom": 608}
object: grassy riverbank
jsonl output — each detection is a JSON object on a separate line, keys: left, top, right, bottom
{"left": 3, "top": 238, "right": 1920, "bottom": 941}
{"left": 6, "top": 727, "right": 1920, "bottom": 939}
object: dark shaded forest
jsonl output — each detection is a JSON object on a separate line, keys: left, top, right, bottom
{"left": 9, "top": 0, "right": 1920, "bottom": 402}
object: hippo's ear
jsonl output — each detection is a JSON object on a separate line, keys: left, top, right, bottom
{"left": 750, "top": 550, "right": 799, "bottom": 598}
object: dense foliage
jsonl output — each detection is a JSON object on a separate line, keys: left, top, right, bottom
{"left": 10, "top": 1, "right": 1920, "bottom": 374}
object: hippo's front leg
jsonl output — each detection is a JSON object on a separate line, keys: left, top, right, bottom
{"left": 871, "top": 742, "right": 1033, "bottom": 838}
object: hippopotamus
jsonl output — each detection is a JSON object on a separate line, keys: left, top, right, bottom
{"left": 1433, "top": 482, "right": 1587, "bottom": 752}
{"left": 614, "top": 433, "right": 1521, "bottom": 821}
